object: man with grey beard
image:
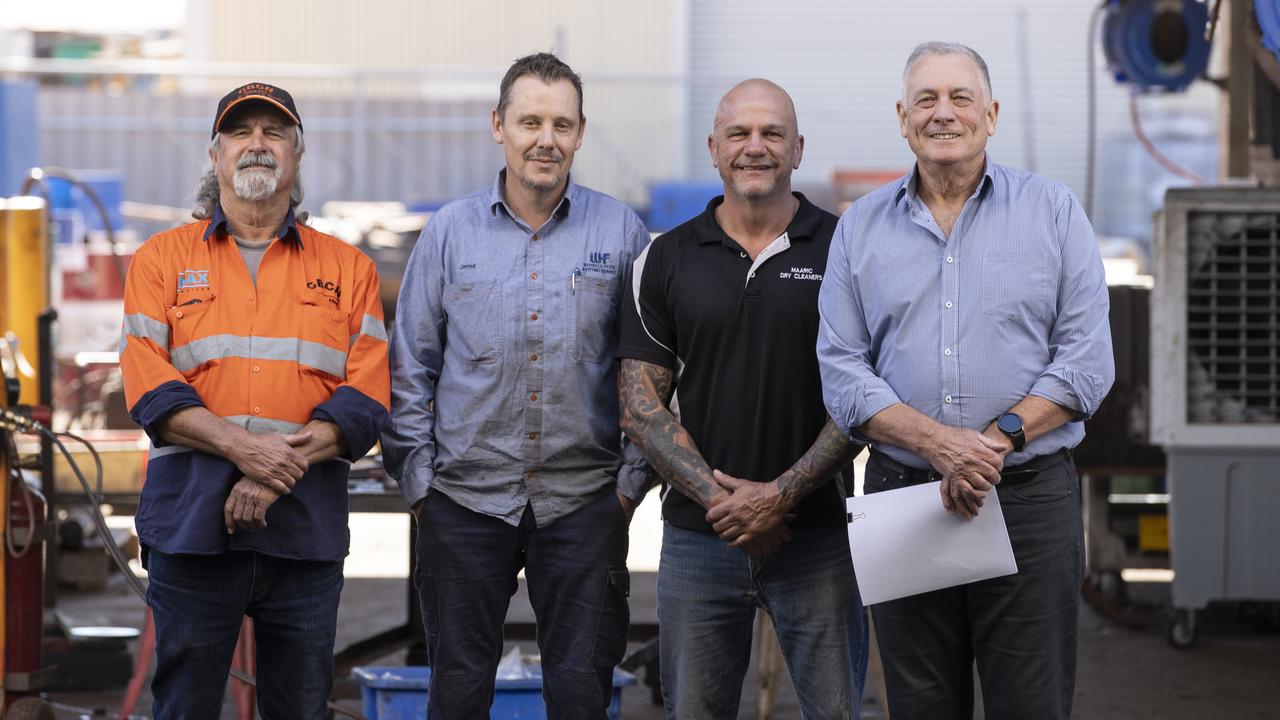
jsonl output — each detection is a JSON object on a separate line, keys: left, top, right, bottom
{"left": 119, "top": 82, "right": 390, "bottom": 718}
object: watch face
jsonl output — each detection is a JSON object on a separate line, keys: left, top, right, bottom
{"left": 998, "top": 413, "right": 1022, "bottom": 433}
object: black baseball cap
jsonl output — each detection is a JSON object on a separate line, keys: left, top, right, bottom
{"left": 212, "top": 82, "right": 302, "bottom": 139}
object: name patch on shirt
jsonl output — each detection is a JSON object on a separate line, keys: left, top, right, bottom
{"left": 177, "top": 269, "right": 211, "bottom": 292}
{"left": 583, "top": 250, "right": 617, "bottom": 276}
{"left": 306, "top": 276, "right": 343, "bottom": 303}
{"left": 779, "top": 266, "right": 823, "bottom": 281}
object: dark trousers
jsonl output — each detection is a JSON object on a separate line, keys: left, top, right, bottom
{"left": 865, "top": 451, "right": 1084, "bottom": 720}
{"left": 146, "top": 549, "right": 344, "bottom": 720}
{"left": 414, "top": 487, "right": 630, "bottom": 720}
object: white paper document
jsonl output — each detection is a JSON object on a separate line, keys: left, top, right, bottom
{"left": 846, "top": 481, "right": 1018, "bottom": 605}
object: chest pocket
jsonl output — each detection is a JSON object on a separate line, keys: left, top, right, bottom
{"left": 443, "top": 279, "right": 504, "bottom": 363}
{"left": 980, "top": 251, "right": 1049, "bottom": 322}
{"left": 166, "top": 298, "right": 217, "bottom": 370}
{"left": 296, "top": 302, "right": 351, "bottom": 378}
{"left": 568, "top": 276, "right": 617, "bottom": 363}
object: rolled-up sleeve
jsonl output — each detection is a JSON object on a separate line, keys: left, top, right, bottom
{"left": 382, "top": 221, "right": 447, "bottom": 507}
{"left": 1028, "top": 193, "right": 1115, "bottom": 419}
{"left": 817, "top": 211, "right": 904, "bottom": 438}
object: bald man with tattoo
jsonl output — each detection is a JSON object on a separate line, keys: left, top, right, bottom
{"left": 617, "top": 79, "right": 869, "bottom": 718}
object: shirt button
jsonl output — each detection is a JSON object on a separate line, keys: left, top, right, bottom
{"left": 944, "top": 348, "right": 952, "bottom": 356}
{"left": 529, "top": 354, "right": 538, "bottom": 361}
{"left": 531, "top": 234, "right": 539, "bottom": 241}
{"left": 252, "top": 366, "right": 261, "bottom": 373}
{"left": 530, "top": 313, "right": 538, "bottom": 321}
{"left": 749, "top": 272, "right": 756, "bottom": 279}
{"left": 174, "top": 310, "right": 183, "bottom": 318}
{"left": 944, "top": 395, "right": 953, "bottom": 404}
{"left": 247, "top": 294, "right": 254, "bottom": 301}
{"left": 530, "top": 393, "right": 538, "bottom": 401}
{"left": 739, "top": 251, "right": 747, "bottom": 259}
{"left": 945, "top": 256, "right": 954, "bottom": 264}
{"left": 527, "top": 432, "right": 539, "bottom": 440}
{"left": 530, "top": 272, "right": 538, "bottom": 280}
{"left": 945, "top": 301, "right": 953, "bottom": 309}
{"left": 252, "top": 405, "right": 261, "bottom": 414}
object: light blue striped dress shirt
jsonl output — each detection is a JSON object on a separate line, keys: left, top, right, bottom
{"left": 817, "top": 156, "right": 1115, "bottom": 470}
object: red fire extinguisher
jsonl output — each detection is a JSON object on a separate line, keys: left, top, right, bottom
{"left": 6, "top": 471, "right": 46, "bottom": 674}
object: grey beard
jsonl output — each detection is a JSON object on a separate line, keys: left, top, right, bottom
{"left": 233, "top": 166, "right": 280, "bottom": 201}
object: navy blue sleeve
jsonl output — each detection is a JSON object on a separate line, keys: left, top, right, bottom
{"left": 129, "top": 380, "right": 205, "bottom": 447}
{"left": 312, "top": 385, "right": 390, "bottom": 462}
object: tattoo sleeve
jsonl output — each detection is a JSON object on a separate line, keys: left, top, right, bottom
{"left": 618, "top": 358, "right": 721, "bottom": 508}
{"left": 776, "top": 418, "right": 863, "bottom": 506}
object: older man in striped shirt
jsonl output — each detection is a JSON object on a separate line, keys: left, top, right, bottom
{"left": 817, "top": 42, "right": 1114, "bottom": 719}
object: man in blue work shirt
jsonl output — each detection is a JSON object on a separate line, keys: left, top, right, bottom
{"left": 382, "top": 52, "right": 651, "bottom": 718}
{"left": 817, "top": 42, "right": 1114, "bottom": 719}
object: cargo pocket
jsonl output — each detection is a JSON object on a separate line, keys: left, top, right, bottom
{"left": 591, "top": 565, "right": 630, "bottom": 669}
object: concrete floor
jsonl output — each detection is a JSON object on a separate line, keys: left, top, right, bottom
{"left": 36, "top": 501, "right": 1280, "bottom": 719}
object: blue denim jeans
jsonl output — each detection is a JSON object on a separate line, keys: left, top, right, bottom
{"left": 414, "top": 487, "right": 630, "bottom": 720}
{"left": 657, "top": 523, "right": 868, "bottom": 719}
{"left": 865, "top": 451, "right": 1085, "bottom": 720}
{"left": 145, "top": 549, "right": 344, "bottom": 720}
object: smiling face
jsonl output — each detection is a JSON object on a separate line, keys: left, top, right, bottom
{"left": 708, "top": 80, "right": 804, "bottom": 202}
{"left": 211, "top": 104, "right": 299, "bottom": 204}
{"left": 897, "top": 52, "right": 998, "bottom": 178}
{"left": 492, "top": 75, "right": 584, "bottom": 198}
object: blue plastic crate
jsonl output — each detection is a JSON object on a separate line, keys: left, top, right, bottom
{"left": 352, "top": 665, "right": 636, "bottom": 719}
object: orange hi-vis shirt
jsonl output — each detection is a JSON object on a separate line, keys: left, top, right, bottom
{"left": 120, "top": 207, "right": 390, "bottom": 561}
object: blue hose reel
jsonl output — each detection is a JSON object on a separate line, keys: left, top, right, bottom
{"left": 1103, "top": 0, "right": 1212, "bottom": 92}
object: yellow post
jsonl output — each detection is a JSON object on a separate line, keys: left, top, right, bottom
{"left": 2, "top": 197, "right": 48, "bottom": 405}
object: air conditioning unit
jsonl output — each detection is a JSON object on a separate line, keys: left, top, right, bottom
{"left": 1150, "top": 187, "right": 1280, "bottom": 649}
{"left": 1151, "top": 188, "right": 1280, "bottom": 446}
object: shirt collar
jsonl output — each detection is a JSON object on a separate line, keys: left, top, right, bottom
{"left": 202, "top": 204, "right": 303, "bottom": 247}
{"left": 695, "top": 191, "right": 823, "bottom": 246}
{"left": 894, "top": 153, "right": 996, "bottom": 208}
{"left": 488, "top": 169, "right": 575, "bottom": 222}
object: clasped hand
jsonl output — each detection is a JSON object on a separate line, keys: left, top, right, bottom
{"left": 223, "top": 431, "right": 312, "bottom": 533}
{"left": 925, "top": 426, "right": 1008, "bottom": 519}
{"left": 705, "top": 470, "right": 792, "bottom": 560}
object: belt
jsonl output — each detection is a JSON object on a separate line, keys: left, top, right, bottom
{"left": 867, "top": 447, "right": 1072, "bottom": 488}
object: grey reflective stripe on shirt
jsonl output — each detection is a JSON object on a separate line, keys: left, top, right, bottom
{"left": 169, "top": 334, "right": 348, "bottom": 378}
{"left": 350, "top": 313, "right": 388, "bottom": 347}
{"left": 121, "top": 313, "right": 170, "bottom": 353}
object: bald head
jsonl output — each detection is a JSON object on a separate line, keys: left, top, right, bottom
{"left": 714, "top": 78, "right": 799, "bottom": 136}
{"left": 708, "top": 78, "right": 804, "bottom": 203}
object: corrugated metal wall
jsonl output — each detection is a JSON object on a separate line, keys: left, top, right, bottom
{"left": 184, "top": 0, "right": 684, "bottom": 206}
{"left": 37, "top": 86, "right": 498, "bottom": 214}
{"left": 686, "top": 0, "right": 1221, "bottom": 236}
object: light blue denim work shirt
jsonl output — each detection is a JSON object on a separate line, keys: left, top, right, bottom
{"left": 817, "top": 156, "right": 1115, "bottom": 469}
{"left": 383, "top": 172, "right": 653, "bottom": 526}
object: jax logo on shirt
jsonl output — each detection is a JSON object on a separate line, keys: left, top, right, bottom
{"left": 177, "top": 269, "right": 211, "bottom": 291}
{"left": 583, "top": 250, "right": 617, "bottom": 276}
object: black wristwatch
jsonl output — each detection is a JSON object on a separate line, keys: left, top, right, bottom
{"left": 997, "top": 412, "right": 1025, "bottom": 452}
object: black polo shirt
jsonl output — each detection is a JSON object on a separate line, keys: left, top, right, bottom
{"left": 617, "top": 192, "right": 847, "bottom": 533}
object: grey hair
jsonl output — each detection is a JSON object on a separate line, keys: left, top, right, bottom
{"left": 902, "top": 42, "right": 992, "bottom": 101}
{"left": 191, "top": 127, "right": 306, "bottom": 220}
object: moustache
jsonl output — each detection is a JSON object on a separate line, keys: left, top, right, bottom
{"left": 237, "top": 152, "right": 278, "bottom": 170}
{"left": 525, "top": 153, "right": 562, "bottom": 163}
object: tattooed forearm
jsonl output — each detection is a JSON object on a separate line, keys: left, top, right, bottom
{"left": 618, "top": 358, "right": 721, "bottom": 508}
{"left": 776, "top": 418, "right": 863, "bottom": 506}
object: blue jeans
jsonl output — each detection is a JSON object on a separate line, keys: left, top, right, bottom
{"left": 145, "top": 549, "right": 344, "bottom": 720}
{"left": 865, "top": 451, "right": 1084, "bottom": 720}
{"left": 657, "top": 523, "right": 868, "bottom": 719}
{"left": 414, "top": 487, "right": 630, "bottom": 720}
